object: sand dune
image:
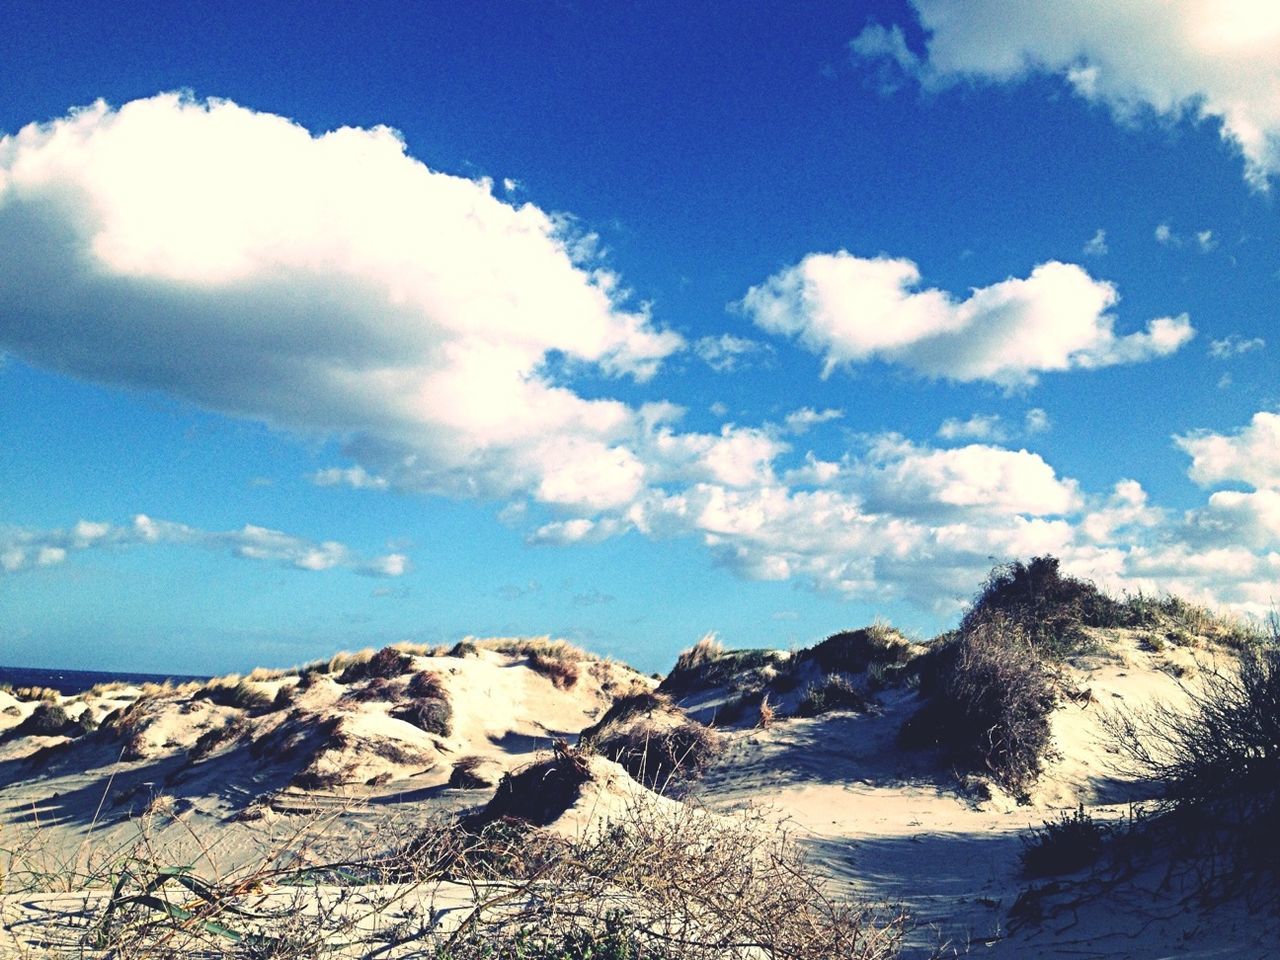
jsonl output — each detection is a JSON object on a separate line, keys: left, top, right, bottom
{"left": 0, "top": 613, "right": 1275, "bottom": 957}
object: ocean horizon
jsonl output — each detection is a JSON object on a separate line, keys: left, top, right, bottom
{"left": 0, "top": 664, "right": 210, "bottom": 696}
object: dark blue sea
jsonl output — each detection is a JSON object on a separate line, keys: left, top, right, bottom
{"left": 0, "top": 665, "right": 209, "bottom": 696}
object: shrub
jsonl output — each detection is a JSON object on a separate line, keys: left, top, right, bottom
{"left": 341, "top": 676, "right": 403, "bottom": 703}
{"left": 595, "top": 719, "right": 720, "bottom": 793}
{"left": 902, "top": 618, "right": 1057, "bottom": 796}
{"left": 659, "top": 636, "right": 783, "bottom": 695}
{"left": 528, "top": 651, "right": 580, "bottom": 690}
{"left": 448, "top": 639, "right": 479, "bottom": 658}
{"left": 758, "top": 693, "right": 775, "bottom": 729}
{"left": 188, "top": 717, "right": 250, "bottom": 761}
{"left": 407, "top": 670, "right": 446, "bottom": 699}
{"left": 796, "top": 674, "right": 872, "bottom": 718}
{"left": 1021, "top": 804, "right": 1110, "bottom": 877}
{"left": 14, "top": 701, "right": 73, "bottom": 736}
{"left": 392, "top": 696, "right": 452, "bottom": 737}
{"left": 339, "top": 646, "right": 412, "bottom": 683}
{"left": 478, "top": 741, "right": 593, "bottom": 826}
{"left": 806, "top": 624, "right": 914, "bottom": 675}
{"left": 961, "top": 555, "right": 1117, "bottom": 659}
{"left": 1108, "top": 644, "right": 1280, "bottom": 832}
{"left": 449, "top": 755, "right": 498, "bottom": 789}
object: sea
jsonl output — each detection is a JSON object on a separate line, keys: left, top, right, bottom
{"left": 0, "top": 665, "right": 210, "bottom": 696}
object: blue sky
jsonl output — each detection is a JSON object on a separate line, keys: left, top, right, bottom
{"left": 2, "top": 1, "right": 1279, "bottom": 674}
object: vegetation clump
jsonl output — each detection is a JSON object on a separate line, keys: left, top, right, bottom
{"left": 1020, "top": 804, "right": 1111, "bottom": 877}
{"left": 1108, "top": 641, "right": 1280, "bottom": 880}
{"left": 11, "top": 701, "right": 95, "bottom": 738}
{"left": 338, "top": 645, "right": 412, "bottom": 683}
{"left": 528, "top": 650, "right": 580, "bottom": 689}
{"left": 392, "top": 695, "right": 452, "bottom": 737}
{"left": 796, "top": 674, "right": 872, "bottom": 718}
{"left": 804, "top": 624, "right": 915, "bottom": 676}
{"left": 194, "top": 678, "right": 275, "bottom": 712}
{"left": 903, "top": 616, "right": 1057, "bottom": 796}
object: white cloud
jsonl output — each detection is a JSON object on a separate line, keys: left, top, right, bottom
{"left": 1209, "top": 334, "right": 1265, "bottom": 359}
{"left": 312, "top": 466, "right": 390, "bottom": 490}
{"left": 693, "top": 333, "right": 771, "bottom": 372}
{"left": 783, "top": 407, "right": 843, "bottom": 434}
{"left": 1024, "top": 408, "right": 1051, "bottom": 434}
{"left": 1155, "top": 222, "right": 1219, "bottom": 251}
{"left": 937, "top": 413, "right": 1006, "bottom": 442}
{"left": 1083, "top": 228, "right": 1108, "bottom": 256}
{"left": 1176, "top": 411, "right": 1280, "bottom": 489}
{"left": 0, "top": 514, "right": 406, "bottom": 577}
{"left": 858, "top": 1, "right": 1280, "bottom": 187}
{"left": 0, "top": 94, "right": 681, "bottom": 512}
{"left": 856, "top": 437, "right": 1081, "bottom": 517}
{"left": 738, "top": 252, "right": 1193, "bottom": 387}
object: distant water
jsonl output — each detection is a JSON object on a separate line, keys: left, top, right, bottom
{"left": 0, "top": 665, "right": 209, "bottom": 696}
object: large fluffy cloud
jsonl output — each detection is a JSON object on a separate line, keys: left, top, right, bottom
{"left": 0, "top": 93, "right": 681, "bottom": 510}
{"left": 0, "top": 515, "right": 405, "bottom": 577}
{"left": 854, "top": 1, "right": 1280, "bottom": 187}
{"left": 737, "top": 253, "right": 1192, "bottom": 386}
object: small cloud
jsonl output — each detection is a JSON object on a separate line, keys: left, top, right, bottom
{"left": 497, "top": 580, "right": 541, "bottom": 600}
{"left": 1082, "top": 228, "right": 1108, "bottom": 256}
{"left": 1209, "top": 334, "right": 1265, "bottom": 359}
{"left": 709, "top": 401, "right": 729, "bottom": 418}
{"left": 360, "top": 552, "right": 409, "bottom": 577}
{"left": 1155, "top": 223, "right": 1217, "bottom": 252}
{"left": 1218, "top": 372, "right": 1233, "bottom": 389}
{"left": 502, "top": 177, "right": 519, "bottom": 193}
{"left": 248, "top": 476, "right": 274, "bottom": 487}
{"left": 937, "top": 413, "right": 1006, "bottom": 442}
{"left": 783, "top": 407, "right": 843, "bottom": 435}
{"left": 311, "top": 466, "right": 389, "bottom": 491}
{"left": 1024, "top": 408, "right": 1051, "bottom": 434}
{"left": 572, "top": 589, "right": 615, "bottom": 607}
{"left": 849, "top": 23, "right": 922, "bottom": 94}
{"left": 770, "top": 610, "right": 800, "bottom": 621}
{"left": 694, "top": 334, "right": 771, "bottom": 373}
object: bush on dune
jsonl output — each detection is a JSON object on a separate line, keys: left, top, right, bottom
{"left": 902, "top": 616, "right": 1057, "bottom": 796}
{"left": 1107, "top": 641, "right": 1280, "bottom": 878}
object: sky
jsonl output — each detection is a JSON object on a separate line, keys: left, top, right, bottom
{"left": 2, "top": 0, "right": 1279, "bottom": 674}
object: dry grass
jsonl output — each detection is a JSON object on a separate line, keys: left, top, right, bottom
{"left": 0, "top": 772, "right": 908, "bottom": 959}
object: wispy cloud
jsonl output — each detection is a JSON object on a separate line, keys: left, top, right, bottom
{"left": 1208, "top": 334, "right": 1265, "bottom": 359}
{"left": 693, "top": 333, "right": 772, "bottom": 372}
{"left": 0, "top": 515, "right": 407, "bottom": 577}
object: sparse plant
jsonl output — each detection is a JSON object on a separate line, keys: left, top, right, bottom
{"left": 528, "top": 650, "right": 580, "bottom": 689}
{"left": 1020, "top": 803, "right": 1110, "bottom": 877}
{"left": 449, "top": 639, "right": 480, "bottom": 658}
{"left": 757, "top": 693, "right": 775, "bottom": 729}
{"left": 449, "top": 754, "right": 498, "bottom": 789}
{"left": 339, "top": 645, "right": 412, "bottom": 683}
{"left": 594, "top": 719, "right": 720, "bottom": 794}
{"left": 407, "top": 669, "right": 447, "bottom": 699}
{"left": 796, "top": 674, "right": 872, "bottom": 718}
{"left": 1107, "top": 643, "right": 1280, "bottom": 847}
{"left": 392, "top": 695, "right": 453, "bottom": 737}
{"left": 195, "top": 678, "right": 275, "bottom": 712}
